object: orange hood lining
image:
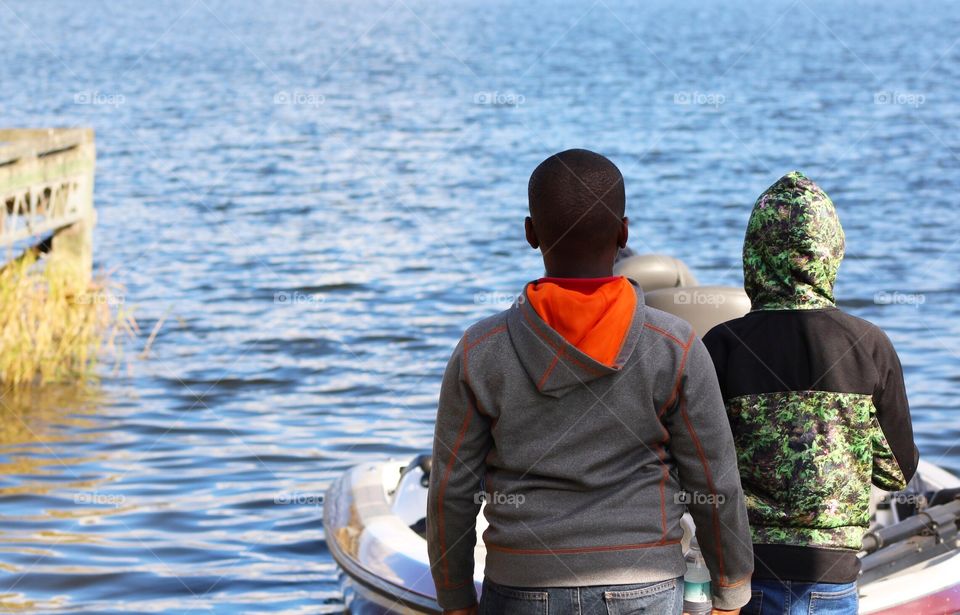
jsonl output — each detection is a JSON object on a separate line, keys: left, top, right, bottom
{"left": 526, "top": 276, "right": 636, "bottom": 367}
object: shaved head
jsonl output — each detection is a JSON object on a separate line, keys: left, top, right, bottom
{"left": 527, "top": 149, "right": 626, "bottom": 257}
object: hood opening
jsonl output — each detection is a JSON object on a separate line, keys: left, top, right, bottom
{"left": 525, "top": 276, "right": 636, "bottom": 367}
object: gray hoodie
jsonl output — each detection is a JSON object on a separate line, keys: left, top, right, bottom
{"left": 427, "top": 280, "right": 753, "bottom": 610}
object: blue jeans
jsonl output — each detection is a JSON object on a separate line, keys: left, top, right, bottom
{"left": 744, "top": 580, "right": 858, "bottom": 615}
{"left": 478, "top": 577, "right": 682, "bottom": 615}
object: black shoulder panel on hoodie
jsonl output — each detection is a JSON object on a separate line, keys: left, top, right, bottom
{"left": 703, "top": 307, "right": 919, "bottom": 491}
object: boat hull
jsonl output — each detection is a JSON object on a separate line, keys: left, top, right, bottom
{"left": 324, "top": 458, "right": 960, "bottom": 614}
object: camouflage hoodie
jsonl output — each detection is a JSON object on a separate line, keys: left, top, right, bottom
{"left": 704, "top": 172, "right": 919, "bottom": 583}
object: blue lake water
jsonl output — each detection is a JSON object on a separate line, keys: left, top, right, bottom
{"left": 1, "top": 0, "right": 959, "bottom": 611}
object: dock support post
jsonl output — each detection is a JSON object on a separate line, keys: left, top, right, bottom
{"left": 50, "top": 140, "right": 96, "bottom": 289}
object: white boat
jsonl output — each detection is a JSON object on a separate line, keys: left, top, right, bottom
{"left": 323, "top": 254, "right": 960, "bottom": 614}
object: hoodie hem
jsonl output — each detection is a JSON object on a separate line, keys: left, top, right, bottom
{"left": 484, "top": 541, "right": 685, "bottom": 588}
{"left": 752, "top": 543, "right": 860, "bottom": 583}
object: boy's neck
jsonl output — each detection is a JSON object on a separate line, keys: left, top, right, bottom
{"left": 542, "top": 263, "right": 615, "bottom": 279}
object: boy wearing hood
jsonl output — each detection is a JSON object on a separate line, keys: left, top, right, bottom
{"left": 427, "top": 149, "right": 753, "bottom": 615}
{"left": 703, "top": 172, "right": 919, "bottom": 614}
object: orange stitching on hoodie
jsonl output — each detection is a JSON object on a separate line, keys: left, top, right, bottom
{"left": 436, "top": 393, "right": 473, "bottom": 588}
{"left": 437, "top": 325, "right": 506, "bottom": 587}
{"left": 466, "top": 325, "right": 507, "bottom": 351}
{"left": 679, "top": 394, "right": 727, "bottom": 584}
{"left": 656, "top": 331, "right": 696, "bottom": 418}
{"left": 538, "top": 347, "right": 563, "bottom": 390}
{"left": 718, "top": 575, "right": 750, "bottom": 589}
{"left": 644, "top": 323, "right": 690, "bottom": 349}
{"left": 652, "top": 330, "right": 695, "bottom": 540}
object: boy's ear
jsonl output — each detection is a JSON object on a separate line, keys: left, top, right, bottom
{"left": 618, "top": 217, "right": 629, "bottom": 249}
{"left": 525, "top": 216, "right": 539, "bottom": 249}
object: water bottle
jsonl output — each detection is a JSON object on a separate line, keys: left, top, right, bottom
{"left": 683, "top": 545, "right": 712, "bottom": 614}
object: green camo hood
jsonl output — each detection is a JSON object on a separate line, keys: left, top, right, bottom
{"left": 743, "top": 171, "right": 845, "bottom": 310}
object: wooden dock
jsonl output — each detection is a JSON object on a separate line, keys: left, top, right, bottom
{"left": 0, "top": 128, "right": 96, "bottom": 285}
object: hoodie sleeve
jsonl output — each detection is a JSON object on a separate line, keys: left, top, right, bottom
{"left": 662, "top": 336, "right": 753, "bottom": 611}
{"left": 426, "top": 337, "right": 492, "bottom": 610}
{"left": 871, "top": 332, "right": 919, "bottom": 490}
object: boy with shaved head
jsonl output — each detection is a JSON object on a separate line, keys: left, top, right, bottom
{"left": 427, "top": 149, "right": 753, "bottom": 615}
